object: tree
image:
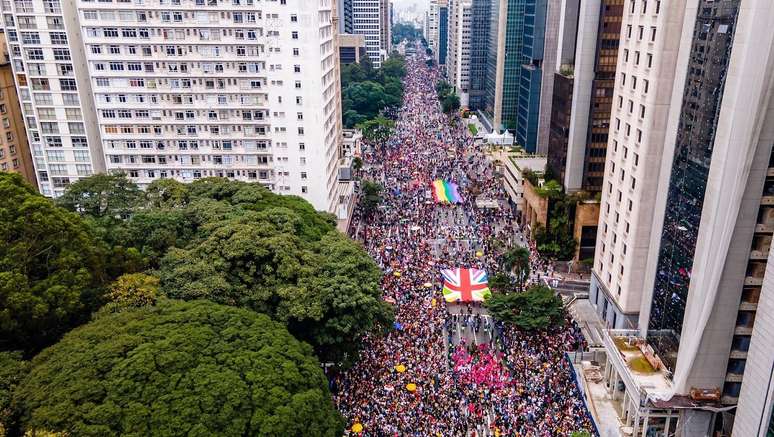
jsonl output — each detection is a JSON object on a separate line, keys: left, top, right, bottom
{"left": 157, "top": 211, "right": 392, "bottom": 363}
{"left": 352, "top": 156, "right": 363, "bottom": 173}
{"left": 0, "top": 173, "right": 108, "bottom": 354}
{"left": 442, "top": 93, "right": 461, "bottom": 114}
{"left": 488, "top": 272, "right": 513, "bottom": 293}
{"left": 358, "top": 116, "right": 395, "bottom": 145}
{"left": 501, "top": 247, "right": 531, "bottom": 291}
{"left": 485, "top": 285, "right": 564, "bottom": 330}
{"left": 104, "top": 273, "right": 159, "bottom": 310}
{"left": 56, "top": 173, "right": 142, "bottom": 219}
{"left": 13, "top": 300, "right": 345, "bottom": 436}
{"left": 360, "top": 180, "right": 384, "bottom": 214}
{"left": 0, "top": 352, "right": 29, "bottom": 434}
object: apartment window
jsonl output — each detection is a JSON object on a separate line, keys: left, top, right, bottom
{"left": 301, "top": 186, "right": 308, "bottom": 193}
{"left": 656, "top": 0, "right": 661, "bottom": 13}
{"left": 295, "top": 81, "right": 302, "bottom": 89}
{"left": 630, "top": 0, "right": 635, "bottom": 13}
{"left": 52, "top": 48, "right": 70, "bottom": 61}
{"left": 651, "top": 27, "right": 657, "bottom": 41}
{"left": 626, "top": 25, "right": 632, "bottom": 38}
{"left": 294, "top": 65, "right": 301, "bottom": 73}
{"left": 638, "top": 26, "right": 644, "bottom": 40}
{"left": 300, "top": 171, "right": 307, "bottom": 180}
{"left": 637, "top": 129, "right": 643, "bottom": 143}
{"left": 26, "top": 48, "right": 44, "bottom": 60}
{"left": 59, "top": 79, "right": 77, "bottom": 91}
{"left": 290, "top": 14, "right": 297, "bottom": 22}
{"left": 20, "top": 32, "right": 40, "bottom": 44}
{"left": 293, "top": 48, "right": 300, "bottom": 56}
{"left": 642, "top": 0, "right": 647, "bottom": 13}
{"left": 292, "top": 31, "right": 299, "bottom": 39}
{"left": 643, "top": 79, "right": 649, "bottom": 93}
{"left": 634, "top": 153, "right": 639, "bottom": 166}
{"left": 647, "top": 53, "right": 653, "bottom": 68}
{"left": 620, "top": 73, "right": 626, "bottom": 86}
{"left": 299, "top": 143, "right": 305, "bottom": 150}
{"left": 623, "top": 49, "right": 629, "bottom": 62}
{"left": 298, "top": 127, "right": 304, "bottom": 135}
{"left": 46, "top": 150, "right": 64, "bottom": 161}
{"left": 618, "top": 96, "right": 623, "bottom": 108}
{"left": 631, "top": 76, "right": 637, "bottom": 90}
{"left": 639, "top": 105, "right": 646, "bottom": 118}
{"left": 73, "top": 150, "right": 90, "bottom": 162}
{"left": 634, "top": 51, "right": 640, "bottom": 65}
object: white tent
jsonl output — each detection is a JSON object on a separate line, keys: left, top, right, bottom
{"left": 484, "top": 130, "right": 515, "bottom": 146}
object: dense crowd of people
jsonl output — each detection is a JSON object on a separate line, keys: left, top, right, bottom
{"left": 333, "top": 49, "right": 596, "bottom": 436}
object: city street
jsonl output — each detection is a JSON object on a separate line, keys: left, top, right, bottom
{"left": 333, "top": 50, "right": 595, "bottom": 436}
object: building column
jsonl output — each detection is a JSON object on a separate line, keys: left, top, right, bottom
{"left": 641, "top": 410, "right": 649, "bottom": 437}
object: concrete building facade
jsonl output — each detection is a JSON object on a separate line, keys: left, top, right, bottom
{"left": 0, "top": 30, "right": 36, "bottom": 188}
{"left": 592, "top": 0, "right": 774, "bottom": 434}
{"left": 1, "top": 0, "right": 350, "bottom": 216}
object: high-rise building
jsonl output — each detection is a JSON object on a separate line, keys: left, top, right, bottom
{"left": 338, "top": 0, "right": 354, "bottom": 34}
{"left": 592, "top": 0, "right": 774, "bottom": 433}
{"left": 445, "top": 0, "right": 472, "bottom": 106}
{"left": 352, "top": 0, "right": 383, "bottom": 67}
{"left": 1, "top": 0, "right": 348, "bottom": 215}
{"left": 482, "top": 0, "right": 527, "bottom": 145}
{"left": 544, "top": 0, "right": 621, "bottom": 261}
{"left": 467, "top": 0, "right": 490, "bottom": 110}
{"left": 514, "top": 0, "right": 546, "bottom": 152}
{"left": 426, "top": 0, "right": 445, "bottom": 63}
{"left": 0, "top": 30, "right": 36, "bottom": 188}
{"left": 379, "top": 0, "right": 391, "bottom": 56}
{"left": 339, "top": 34, "right": 367, "bottom": 65}
{"left": 0, "top": 1, "right": 105, "bottom": 198}
{"left": 437, "top": 3, "right": 449, "bottom": 65}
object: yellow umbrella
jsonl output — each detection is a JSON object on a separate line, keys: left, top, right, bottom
{"left": 406, "top": 383, "right": 417, "bottom": 392}
{"left": 393, "top": 271, "right": 401, "bottom": 277}
{"left": 351, "top": 423, "right": 363, "bottom": 433}
{"left": 431, "top": 298, "right": 437, "bottom": 308}
{"left": 395, "top": 364, "right": 406, "bottom": 373}
{"left": 475, "top": 251, "right": 484, "bottom": 257}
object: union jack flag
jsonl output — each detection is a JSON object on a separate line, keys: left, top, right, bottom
{"left": 441, "top": 268, "right": 492, "bottom": 302}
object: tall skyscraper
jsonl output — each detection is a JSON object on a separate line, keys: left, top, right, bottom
{"left": 445, "top": 0, "right": 472, "bottom": 106}
{"left": 482, "top": 0, "right": 527, "bottom": 145}
{"left": 2, "top": 0, "right": 348, "bottom": 214}
{"left": 352, "top": 0, "right": 383, "bottom": 67}
{"left": 437, "top": 3, "right": 449, "bottom": 65}
{"left": 338, "top": 0, "right": 354, "bottom": 34}
{"left": 514, "top": 0, "right": 546, "bottom": 152}
{"left": 379, "top": 0, "right": 391, "bottom": 56}
{"left": 592, "top": 0, "right": 774, "bottom": 433}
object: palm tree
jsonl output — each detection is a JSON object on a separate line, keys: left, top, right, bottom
{"left": 501, "top": 246, "right": 531, "bottom": 292}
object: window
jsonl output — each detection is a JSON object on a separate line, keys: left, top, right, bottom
{"left": 291, "top": 31, "right": 298, "bottom": 39}
{"left": 26, "top": 48, "right": 44, "bottom": 60}
{"left": 59, "top": 78, "right": 77, "bottom": 91}
{"left": 52, "top": 48, "right": 70, "bottom": 60}
{"left": 294, "top": 65, "right": 301, "bottom": 73}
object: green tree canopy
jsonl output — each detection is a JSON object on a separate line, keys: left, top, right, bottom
{"left": 13, "top": 300, "right": 344, "bottom": 436}
{"left": 358, "top": 116, "right": 395, "bottom": 145}
{"left": 0, "top": 173, "right": 108, "bottom": 354}
{"left": 359, "top": 180, "right": 384, "bottom": 215}
{"left": 0, "top": 351, "right": 29, "bottom": 434}
{"left": 56, "top": 172, "right": 142, "bottom": 219}
{"left": 341, "top": 55, "right": 405, "bottom": 128}
{"left": 485, "top": 285, "right": 565, "bottom": 330}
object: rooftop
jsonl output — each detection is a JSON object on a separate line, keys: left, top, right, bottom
{"left": 603, "top": 329, "right": 674, "bottom": 402}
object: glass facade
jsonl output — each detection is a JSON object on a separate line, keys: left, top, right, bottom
{"left": 500, "top": 0, "right": 527, "bottom": 133}
{"left": 516, "top": 0, "right": 545, "bottom": 152}
{"left": 439, "top": 7, "right": 449, "bottom": 65}
{"left": 469, "top": 0, "right": 492, "bottom": 109}
{"left": 647, "top": 0, "right": 741, "bottom": 373}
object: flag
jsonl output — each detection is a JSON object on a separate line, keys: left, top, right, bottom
{"left": 431, "top": 180, "right": 463, "bottom": 203}
{"left": 441, "top": 268, "right": 491, "bottom": 302}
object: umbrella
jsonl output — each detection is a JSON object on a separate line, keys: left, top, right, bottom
{"left": 406, "top": 383, "right": 417, "bottom": 392}
{"left": 393, "top": 271, "right": 402, "bottom": 277}
{"left": 395, "top": 364, "right": 406, "bottom": 373}
{"left": 352, "top": 423, "right": 363, "bottom": 433}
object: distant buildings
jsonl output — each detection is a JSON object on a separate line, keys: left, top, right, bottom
{"left": 339, "top": 34, "right": 367, "bottom": 65}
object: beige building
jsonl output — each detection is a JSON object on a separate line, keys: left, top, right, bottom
{"left": 0, "top": 31, "right": 35, "bottom": 188}
{"left": 587, "top": 0, "right": 774, "bottom": 434}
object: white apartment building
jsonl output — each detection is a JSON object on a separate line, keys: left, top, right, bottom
{"left": 1, "top": 0, "right": 105, "bottom": 197}
{"left": 352, "top": 0, "right": 382, "bottom": 67}
{"left": 2, "top": 0, "right": 346, "bottom": 213}
{"left": 590, "top": 0, "right": 684, "bottom": 329}
{"left": 445, "top": 0, "right": 470, "bottom": 106}
{"left": 426, "top": 1, "right": 439, "bottom": 54}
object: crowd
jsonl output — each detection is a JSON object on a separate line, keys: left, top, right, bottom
{"left": 334, "top": 49, "right": 596, "bottom": 436}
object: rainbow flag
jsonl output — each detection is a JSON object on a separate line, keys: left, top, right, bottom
{"left": 431, "top": 180, "right": 463, "bottom": 204}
